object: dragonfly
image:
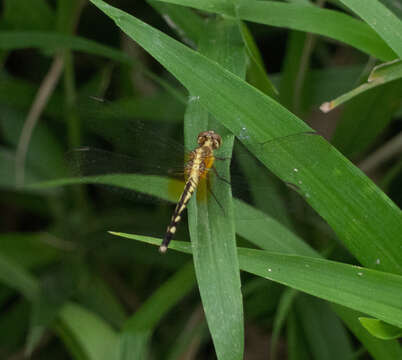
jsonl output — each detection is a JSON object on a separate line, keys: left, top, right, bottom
{"left": 159, "top": 130, "right": 222, "bottom": 253}
{"left": 70, "top": 123, "right": 240, "bottom": 252}
{"left": 68, "top": 117, "right": 326, "bottom": 254}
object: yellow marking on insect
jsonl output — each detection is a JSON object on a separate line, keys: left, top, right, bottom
{"left": 159, "top": 130, "right": 222, "bottom": 253}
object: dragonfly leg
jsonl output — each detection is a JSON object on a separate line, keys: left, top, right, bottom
{"left": 211, "top": 166, "right": 231, "bottom": 186}
{"left": 207, "top": 178, "right": 226, "bottom": 214}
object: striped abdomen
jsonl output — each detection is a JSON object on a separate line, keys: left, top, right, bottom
{"left": 159, "top": 130, "right": 221, "bottom": 254}
{"left": 159, "top": 177, "right": 198, "bottom": 253}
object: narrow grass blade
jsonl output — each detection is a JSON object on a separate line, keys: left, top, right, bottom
{"left": 148, "top": 0, "right": 204, "bottom": 45}
{"left": 240, "top": 22, "right": 278, "bottom": 98}
{"left": 359, "top": 318, "right": 402, "bottom": 340}
{"left": 0, "top": 31, "right": 133, "bottom": 64}
{"left": 287, "top": 310, "right": 311, "bottom": 360}
{"left": 338, "top": 0, "right": 402, "bottom": 58}
{"left": 109, "top": 234, "right": 402, "bottom": 330}
{"left": 120, "top": 262, "right": 196, "bottom": 359}
{"left": 156, "top": 0, "right": 397, "bottom": 60}
{"left": 88, "top": 0, "right": 402, "bottom": 275}
{"left": 295, "top": 295, "right": 353, "bottom": 360}
{"left": 56, "top": 303, "right": 119, "bottom": 360}
{"left": 329, "top": 80, "right": 402, "bottom": 157}
{"left": 184, "top": 18, "right": 245, "bottom": 360}
{"left": 0, "top": 253, "right": 39, "bottom": 301}
{"left": 333, "top": 304, "right": 402, "bottom": 359}
{"left": 271, "top": 288, "right": 298, "bottom": 360}
{"left": 321, "top": 60, "right": 402, "bottom": 112}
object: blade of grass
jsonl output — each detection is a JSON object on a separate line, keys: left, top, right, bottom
{"left": 0, "top": 31, "right": 132, "bottom": 64}
{"left": 148, "top": 0, "right": 204, "bottom": 45}
{"left": 338, "top": 0, "right": 402, "bottom": 58}
{"left": 358, "top": 318, "right": 402, "bottom": 340}
{"left": 240, "top": 22, "right": 278, "bottom": 98}
{"left": 110, "top": 234, "right": 402, "bottom": 330}
{"left": 295, "top": 295, "right": 353, "bottom": 360}
{"left": 0, "top": 232, "right": 63, "bottom": 269}
{"left": 119, "top": 262, "right": 196, "bottom": 359}
{"left": 332, "top": 304, "right": 402, "bottom": 359}
{"left": 330, "top": 79, "right": 402, "bottom": 157}
{"left": 271, "top": 288, "right": 298, "bottom": 360}
{"left": 56, "top": 303, "right": 119, "bottom": 360}
{"left": 31, "top": 170, "right": 400, "bottom": 357}
{"left": 287, "top": 309, "right": 311, "bottom": 360}
{"left": 0, "top": 253, "right": 39, "bottom": 301}
{"left": 184, "top": 18, "right": 245, "bottom": 360}
{"left": 156, "top": 0, "right": 397, "bottom": 60}
{"left": 88, "top": 0, "right": 402, "bottom": 275}
{"left": 321, "top": 60, "right": 402, "bottom": 112}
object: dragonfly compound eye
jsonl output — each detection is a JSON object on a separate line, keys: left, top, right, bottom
{"left": 197, "top": 130, "right": 222, "bottom": 149}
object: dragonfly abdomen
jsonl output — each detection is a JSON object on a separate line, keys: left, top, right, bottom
{"left": 159, "top": 177, "right": 198, "bottom": 253}
{"left": 159, "top": 130, "right": 222, "bottom": 254}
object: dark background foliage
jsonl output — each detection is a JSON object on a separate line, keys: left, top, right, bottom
{"left": 0, "top": 0, "right": 401, "bottom": 359}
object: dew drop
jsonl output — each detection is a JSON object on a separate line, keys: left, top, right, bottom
{"left": 268, "top": 268, "right": 272, "bottom": 272}
{"left": 293, "top": 168, "right": 299, "bottom": 172}
{"left": 238, "top": 126, "right": 250, "bottom": 140}
{"left": 189, "top": 95, "right": 200, "bottom": 102}
{"left": 376, "top": 258, "right": 380, "bottom": 265}
{"left": 357, "top": 272, "right": 363, "bottom": 276}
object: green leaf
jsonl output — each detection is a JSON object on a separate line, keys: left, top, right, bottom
{"left": 329, "top": 79, "right": 402, "bottom": 157}
{"left": 75, "top": 274, "right": 127, "bottom": 329}
{"left": 0, "top": 31, "right": 132, "bottom": 64}
{"left": 271, "top": 288, "right": 298, "bottom": 360}
{"left": 0, "top": 106, "right": 67, "bottom": 180}
{"left": 338, "top": 0, "right": 402, "bottom": 58}
{"left": 295, "top": 295, "right": 353, "bottom": 360}
{"left": 287, "top": 310, "right": 311, "bottom": 360}
{"left": 0, "top": 232, "right": 63, "bottom": 269}
{"left": 120, "top": 262, "right": 195, "bottom": 359}
{"left": 156, "top": 0, "right": 397, "bottom": 60}
{"left": 332, "top": 304, "right": 402, "bottom": 360}
{"left": 30, "top": 161, "right": 401, "bottom": 357}
{"left": 321, "top": 60, "right": 402, "bottom": 112}
{"left": 379, "top": 0, "right": 402, "bottom": 19}
{"left": 88, "top": 0, "right": 402, "bottom": 275}
{"left": 27, "top": 263, "right": 78, "bottom": 356}
{"left": 0, "top": 252, "right": 39, "bottom": 301}
{"left": 279, "top": 31, "right": 309, "bottom": 112}
{"left": 0, "top": 147, "right": 40, "bottom": 189}
{"left": 234, "top": 199, "right": 318, "bottom": 257}
{"left": 240, "top": 22, "right": 278, "bottom": 98}
{"left": 359, "top": 318, "right": 402, "bottom": 340}
{"left": 109, "top": 234, "right": 402, "bottom": 330}
{"left": 56, "top": 303, "right": 119, "bottom": 360}
{"left": 148, "top": 0, "right": 204, "bottom": 44}
{"left": 184, "top": 18, "right": 245, "bottom": 360}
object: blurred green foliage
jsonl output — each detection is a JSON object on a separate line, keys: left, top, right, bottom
{"left": 0, "top": 0, "right": 401, "bottom": 359}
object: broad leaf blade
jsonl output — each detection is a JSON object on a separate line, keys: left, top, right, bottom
{"left": 184, "top": 18, "right": 245, "bottom": 360}
{"left": 338, "top": 0, "right": 402, "bottom": 58}
{"left": 111, "top": 234, "right": 402, "bottom": 330}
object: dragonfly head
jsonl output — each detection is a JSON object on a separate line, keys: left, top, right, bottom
{"left": 197, "top": 130, "right": 222, "bottom": 150}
